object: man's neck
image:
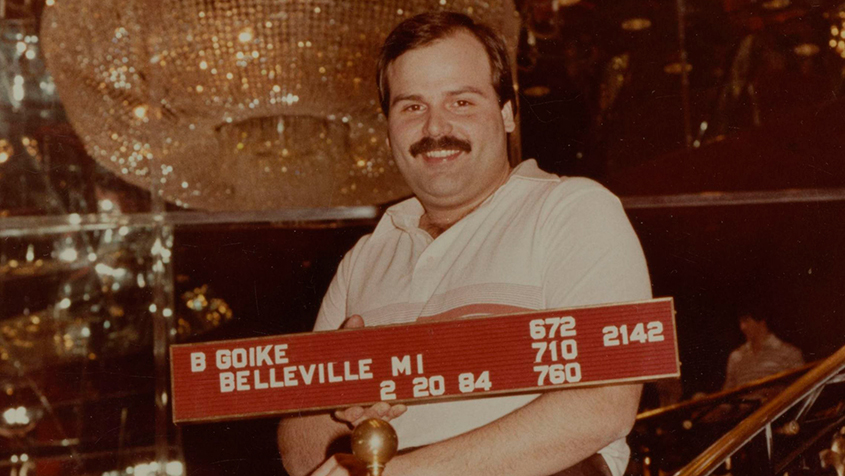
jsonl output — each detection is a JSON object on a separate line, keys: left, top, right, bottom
{"left": 419, "top": 202, "right": 481, "bottom": 239}
{"left": 749, "top": 332, "right": 771, "bottom": 353}
{"left": 418, "top": 166, "right": 513, "bottom": 239}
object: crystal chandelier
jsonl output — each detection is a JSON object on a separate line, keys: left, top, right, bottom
{"left": 40, "top": 0, "right": 517, "bottom": 211}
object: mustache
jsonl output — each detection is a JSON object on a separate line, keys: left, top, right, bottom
{"left": 409, "top": 136, "right": 472, "bottom": 157}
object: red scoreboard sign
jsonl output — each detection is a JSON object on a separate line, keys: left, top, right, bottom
{"left": 171, "top": 298, "right": 679, "bottom": 423}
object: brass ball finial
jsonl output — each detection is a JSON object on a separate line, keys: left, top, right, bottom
{"left": 351, "top": 418, "right": 399, "bottom": 476}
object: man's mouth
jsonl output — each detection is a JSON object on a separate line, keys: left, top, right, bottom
{"left": 409, "top": 136, "right": 471, "bottom": 161}
{"left": 424, "top": 149, "right": 463, "bottom": 160}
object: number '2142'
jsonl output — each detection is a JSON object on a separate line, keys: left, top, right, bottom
{"left": 602, "top": 322, "right": 664, "bottom": 347}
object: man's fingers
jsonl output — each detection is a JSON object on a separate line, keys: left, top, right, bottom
{"left": 350, "top": 402, "right": 406, "bottom": 426}
{"left": 334, "top": 406, "right": 364, "bottom": 422}
{"left": 359, "top": 402, "right": 405, "bottom": 425}
{"left": 341, "top": 315, "right": 364, "bottom": 329}
{"left": 386, "top": 403, "right": 407, "bottom": 420}
{"left": 369, "top": 401, "right": 391, "bottom": 417}
{"left": 336, "top": 402, "right": 387, "bottom": 424}
{"left": 337, "top": 402, "right": 407, "bottom": 426}
{"left": 349, "top": 402, "right": 389, "bottom": 426}
{"left": 309, "top": 455, "right": 341, "bottom": 476}
{"left": 335, "top": 454, "right": 367, "bottom": 476}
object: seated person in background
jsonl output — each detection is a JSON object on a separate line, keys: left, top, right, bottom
{"left": 723, "top": 312, "right": 804, "bottom": 396}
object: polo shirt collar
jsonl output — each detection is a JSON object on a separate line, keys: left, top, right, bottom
{"left": 382, "top": 159, "right": 550, "bottom": 233}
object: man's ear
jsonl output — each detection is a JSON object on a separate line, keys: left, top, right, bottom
{"left": 501, "top": 101, "right": 516, "bottom": 133}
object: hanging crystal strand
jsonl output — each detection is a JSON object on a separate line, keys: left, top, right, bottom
{"left": 142, "top": 1, "right": 180, "bottom": 473}
{"left": 149, "top": 223, "right": 177, "bottom": 476}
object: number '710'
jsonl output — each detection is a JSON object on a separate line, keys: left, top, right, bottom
{"left": 603, "top": 322, "right": 664, "bottom": 347}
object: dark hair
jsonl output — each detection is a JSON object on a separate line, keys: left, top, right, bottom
{"left": 738, "top": 313, "right": 765, "bottom": 323}
{"left": 376, "top": 11, "right": 517, "bottom": 118}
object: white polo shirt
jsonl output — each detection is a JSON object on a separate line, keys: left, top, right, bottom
{"left": 315, "top": 159, "right": 652, "bottom": 475}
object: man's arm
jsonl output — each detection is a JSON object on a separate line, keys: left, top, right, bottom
{"left": 382, "top": 383, "right": 641, "bottom": 476}
{"left": 279, "top": 251, "right": 355, "bottom": 476}
{"left": 278, "top": 414, "right": 350, "bottom": 476}
{"left": 279, "top": 316, "right": 407, "bottom": 476}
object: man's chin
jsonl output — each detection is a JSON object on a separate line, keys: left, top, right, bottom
{"left": 415, "top": 183, "right": 472, "bottom": 206}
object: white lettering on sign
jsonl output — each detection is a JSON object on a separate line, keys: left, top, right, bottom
{"left": 391, "top": 354, "right": 424, "bottom": 377}
{"left": 299, "top": 364, "right": 316, "bottom": 384}
{"left": 412, "top": 375, "right": 446, "bottom": 397}
{"left": 220, "top": 372, "right": 234, "bottom": 392}
{"left": 380, "top": 380, "right": 397, "bottom": 400}
{"left": 254, "top": 370, "right": 268, "bottom": 389}
{"left": 532, "top": 339, "right": 579, "bottom": 363}
{"left": 270, "top": 369, "right": 284, "bottom": 388}
{"left": 328, "top": 362, "right": 343, "bottom": 383}
{"left": 284, "top": 366, "right": 299, "bottom": 386}
{"left": 534, "top": 363, "right": 582, "bottom": 386}
{"left": 529, "top": 316, "right": 577, "bottom": 340}
{"left": 191, "top": 352, "right": 206, "bottom": 372}
{"left": 602, "top": 322, "right": 665, "bottom": 347}
{"left": 391, "top": 356, "right": 410, "bottom": 376}
{"left": 236, "top": 370, "right": 250, "bottom": 390}
{"left": 359, "top": 359, "right": 374, "bottom": 379}
{"left": 213, "top": 359, "right": 376, "bottom": 392}
{"left": 275, "top": 344, "right": 289, "bottom": 364}
{"left": 214, "top": 344, "right": 289, "bottom": 370}
{"left": 458, "top": 371, "right": 492, "bottom": 393}
{"left": 232, "top": 349, "right": 247, "bottom": 368}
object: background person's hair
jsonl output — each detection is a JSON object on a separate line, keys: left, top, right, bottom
{"left": 376, "top": 11, "right": 517, "bottom": 118}
{"left": 738, "top": 313, "right": 766, "bottom": 323}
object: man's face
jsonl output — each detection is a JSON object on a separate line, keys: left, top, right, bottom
{"left": 385, "top": 31, "right": 515, "bottom": 212}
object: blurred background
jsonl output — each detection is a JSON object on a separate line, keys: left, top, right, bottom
{"left": 1, "top": 0, "right": 844, "bottom": 474}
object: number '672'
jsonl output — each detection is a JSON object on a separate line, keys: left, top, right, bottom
{"left": 529, "top": 316, "right": 576, "bottom": 340}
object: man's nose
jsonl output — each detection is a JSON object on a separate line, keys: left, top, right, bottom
{"left": 423, "top": 108, "right": 452, "bottom": 137}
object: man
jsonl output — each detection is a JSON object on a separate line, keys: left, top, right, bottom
{"left": 278, "top": 12, "right": 651, "bottom": 476}
{"left": 723, "top": 313, "right": 804, "bottom": 392}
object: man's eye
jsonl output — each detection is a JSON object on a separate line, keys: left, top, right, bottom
{"left": 455, "top": 100, "right": 472, "bottom": 107}
{"left": 403, "top": 104, "right": 422, "bottom": 112}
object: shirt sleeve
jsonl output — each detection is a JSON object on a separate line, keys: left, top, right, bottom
{"left": 313, "top": 249, "right": 355, "bottom": 332}
{"left": 313, "top": 267, "right": 347, "bottom": 332}
{"left": 313, "top": 234, "right": 373, "bottom": 331}
{"left": 539, "top": 179, "right": 652, "bottom": 309}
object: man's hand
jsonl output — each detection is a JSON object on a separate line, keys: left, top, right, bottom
{"left": 334, "top": 401, "right": 407, "bottom": 428}
{"left": 309, "top": 454, "right": 366, "bottom": 476}
{"left": 333, "top": 315, "right": 407, "bottom": 427}
{"left": 279, "top": 314, "right": 407, "bottom": 476}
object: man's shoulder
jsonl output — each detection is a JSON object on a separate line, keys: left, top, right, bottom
{"left": 512, "top": 160, "right": 605, "bottom": 188}
{"left": 766, "top": 334, "right": 803, "bottom": 357}
{"left": 729, "top": 344, "right": 749, "bottom": 362}
{"left": 510, "top": 160, "right": 618, "bottom": 205}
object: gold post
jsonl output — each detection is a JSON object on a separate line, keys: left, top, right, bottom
{"left": 351, "top": 418, "right": 399, "bottom": 476}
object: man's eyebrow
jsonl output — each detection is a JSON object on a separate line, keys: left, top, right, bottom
{"left": 446, "top": 86, "right": 487, "bottom": 97}
{"left": 391, "top": 93, "right": 424, "bottom": 106}
{"left": 391, "top": 87, "right": 489, "bottom": 107}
